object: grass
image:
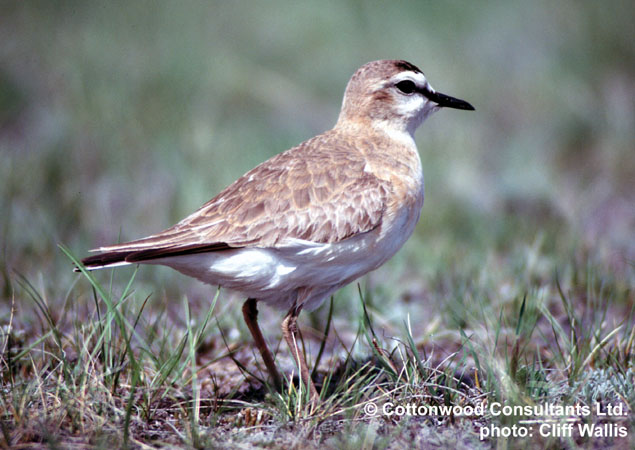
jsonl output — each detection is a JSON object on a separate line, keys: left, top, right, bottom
{"left": 2, "top": 240, "right": 632, "bottom": 448}
{"left": 1, "top": 0, "right": 633, "bottom": 448}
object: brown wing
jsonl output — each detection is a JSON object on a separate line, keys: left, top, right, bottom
{"left": 85, "top": 130, "right": 390, "bottom": 266}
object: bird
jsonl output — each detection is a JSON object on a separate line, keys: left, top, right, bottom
{"left": 79, "top": 59, "right": 474, "bottom": 400}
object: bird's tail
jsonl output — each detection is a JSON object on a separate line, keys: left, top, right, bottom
{"left": 75, "top": 251, "right": 134, "bottom": 271}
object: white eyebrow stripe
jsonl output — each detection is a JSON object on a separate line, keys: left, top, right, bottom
{"left": 391, "top": 71, "right": 427, "bottom": 85}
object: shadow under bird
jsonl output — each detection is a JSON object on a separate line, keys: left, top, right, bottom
{"left": 79, "top": 59, "right": 474, "bottom": 401}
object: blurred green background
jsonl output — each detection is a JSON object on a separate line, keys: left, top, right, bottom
{"left": 1, "top": 1, "right": 633, "bottom": 316}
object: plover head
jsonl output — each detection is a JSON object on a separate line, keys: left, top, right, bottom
{"left": 336, "top": 59, "right": 474, "bottom": 136}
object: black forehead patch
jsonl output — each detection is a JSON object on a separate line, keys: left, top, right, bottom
{"left": 394, "top": 60, "right": 422, "bottom": 74}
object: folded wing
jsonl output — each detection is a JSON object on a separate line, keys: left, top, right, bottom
{"left": 82, "top": 131, "right": 390, "bottom": 269}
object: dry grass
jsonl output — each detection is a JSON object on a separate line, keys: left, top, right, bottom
{"left": 2, "top": 243, "right": 633, "bottom": 448}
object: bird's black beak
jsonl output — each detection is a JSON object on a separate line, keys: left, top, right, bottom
{"left": 421, "top": 86, "right": 475, "bottom": 111}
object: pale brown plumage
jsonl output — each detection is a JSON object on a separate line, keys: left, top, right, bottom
{"left": 83, "top": 128, "right": 394, "bottom": 266}
{"left": 80, "top": 59, "right": 474, "bottom": 401}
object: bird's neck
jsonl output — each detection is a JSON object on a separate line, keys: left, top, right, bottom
{"left": 334, "top": 117, "right": 416, "bottom": 148}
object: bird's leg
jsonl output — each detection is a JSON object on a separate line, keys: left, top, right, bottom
{"left": 241, "top": 298, "right": 283, "bottom": 392}
{"left": 281, "top": 302, "right": 319, "bottom": 401}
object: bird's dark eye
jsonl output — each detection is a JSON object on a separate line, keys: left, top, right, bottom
{"left": 395, "top": 80, "right": 416, "bottom": 94}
